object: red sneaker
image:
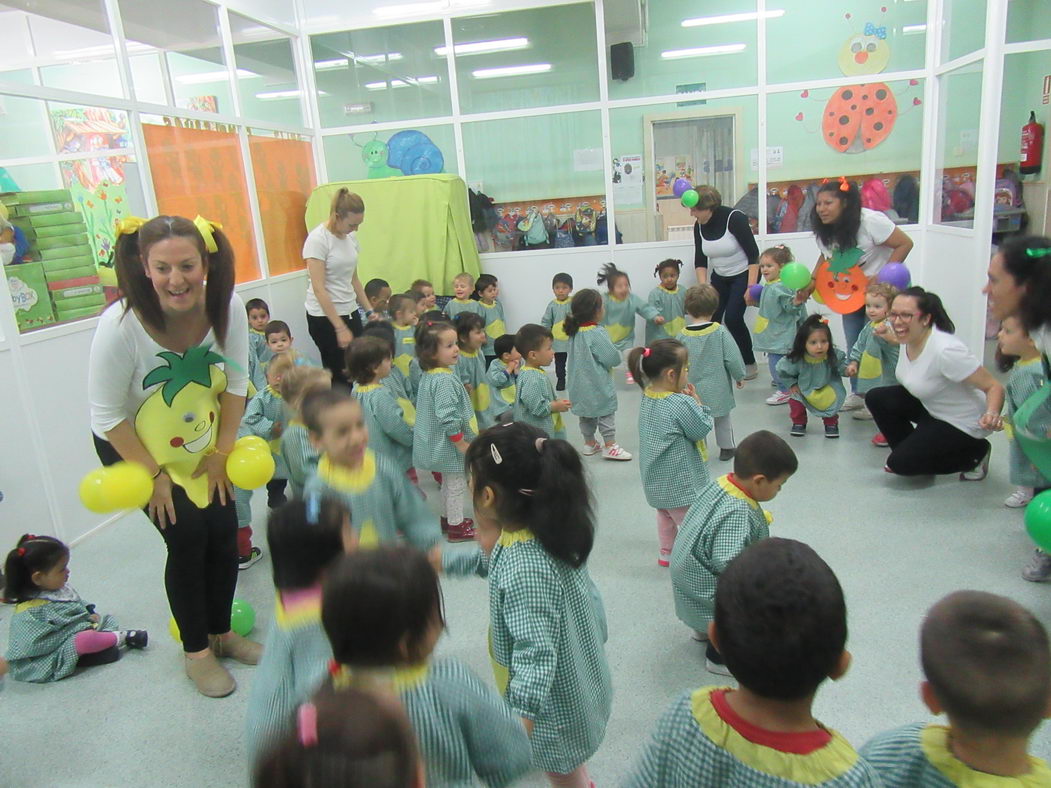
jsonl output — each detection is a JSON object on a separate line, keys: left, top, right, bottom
{"left": 445, "top": 519, "right": 476, "bottom": 543}
{"left": 657, "top": 556, "right": 670, "bottom": 568}
{"left": 872, "top": 432, "right": 889, "bottom": 448}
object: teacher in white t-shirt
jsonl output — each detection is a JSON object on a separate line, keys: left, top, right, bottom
{"left": 867, "top": 287, "right": 1003, "bottom": 479}
{"left": 303, "top": 188, "right": 376, "bottom": 387}
{"left": 799, "top": 180, "right": 913, "bottom": 404}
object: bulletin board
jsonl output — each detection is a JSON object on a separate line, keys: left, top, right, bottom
{"left": 248, "top": 135, "right": 316, "bottom": 276}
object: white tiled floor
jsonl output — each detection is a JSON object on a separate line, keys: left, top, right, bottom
{"left": 2, "top": 364, "right": 1049, "bottom": 787}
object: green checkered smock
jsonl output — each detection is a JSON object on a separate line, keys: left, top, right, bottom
{"left": 280, "top": 421, "right": 318, "bottom": 499}
{"left": 487, "top": 358, "right": 518, "bottom": 413}
{"left": 1006, "top": 358, "right": 1051, "bottom": 488}
{"left": 514, "top": 365, "right": 567, "bottom": 439}
{"left": 238, "top": 385, "right": 290, "bottom": 476}
{"left": 456, "top": 349, "right": 496, "bottom": 429}
{"left": 487, "top": 530, "right": 612, "bottom": 774}
{"left": 393, "top": 323, "right": 417, "bottom": 378}
{"left": 670, "top": 476, "right": 771, "bottom": 633}
{"left": 355, "top": 383, "right": 414, "bottom": 472}
{"left": 383, "top": 365, "right": 418, "bottom": 426}
{"left": 625, "top": 686, "right": 882, "bottom": 787}
{"left": 646, "top": 286, "right": 687, "bottom": 345}
{"left": 603, "top": 292, "right": 659, "bottom": 351}
{"left": 752, "top": 280, "right": 807, "bottom": 355}
{"left": 852, "top": 322, "right": 899, "bottom": 393}
{"left": 680, "top": 323, "right": 746, "bottom": 418}
{"left": 542, "top": 298, "right": 573, "bottom": 353}
{"left": 413, "top": 368, "right": 478, "bottom": 474}
{"left": 478, "top": 300, "right": 507, "bottom": 356}
{"left": 444, "top": 297, "right": 483, "bottom": 322}
{"left": 776, "top": 350, "right": 849, "bottom": 418}
{"left": 861, "top": 722, "right": 1051, "bottom": 787}
{"left": 6, "top": 594, "right": 119, "bottom": 683}
{"left": 639, "top": 388, "right": 713, "bottom": 510}
{"left": 567, "top": 325, "right": 621, "bottom": 419}
{"left": 249, "top": 329, "right": 273, "bottom": 390}
{"left": 409, "top": 357, "right": 423, "bottom": 401}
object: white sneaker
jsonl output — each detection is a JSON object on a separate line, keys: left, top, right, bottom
{"left": 1022, "top": 549, "right": 1051, "bottom": 582}
{"left": 602, "top": 443, "right": 632, "bottom": 461}
{"left": 765, "top": 390, "right": 791, "bottom": 406}
{"left": 581, "top": 442, "right": 601, "bottom": 456}
{"left": 959, "top": 446, "right": 991, "bottom": 481}
{"left": 705, "top": 658, "right": 733, "bottom": 677}
{"left": 842, "top": 393, "right": 865, "bottom": 411}
{"left": 1005, "top": 488, "right": 1034, "bottom": 508}
{"left": 852, "top": 406, "right": 874, "bottom": 421}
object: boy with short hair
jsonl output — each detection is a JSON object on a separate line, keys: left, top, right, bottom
{"left": 388, "top": 294, "right": 420, "bottom": 381}
{"left": 680, "top": 285, "right": 746, "bottom": 462}
{"left": 245, "top": 298, "right": 272, "bottom": 391}
{"left": 364, "top": 278, "right": 392, "bottom": 319}
{"left": 670, "top": 430, "right": 797, "bottom": 673}
{"left": 487, "top": 334, "right": 521, "bottom": 424}
{"left": 513, "top": 323, "right": 571, "bottom": 440}
{"left": 410, "top": 279, "right": 437, "bottom": 311}
{"left": 629, "top": 537, "right": 880, "bottom": 787}
{"left": 444, "top": 272, "right": 482, "bottom": 322}
{"left": 862, "top": 591, "right": 1051, "bottom": 786}
{"left": 541, "top": 273, "right": 574, "bottom": 391}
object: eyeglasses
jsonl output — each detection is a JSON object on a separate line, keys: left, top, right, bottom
{"left": 888, "top": 311, "right": 917, "bottom": 322}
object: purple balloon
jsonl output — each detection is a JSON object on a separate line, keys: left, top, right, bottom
{"left": 877, "top": 262, "right": 911, "bottom": 290}
{"left": 672, "top": 178, "right": 692, "bottom": 198}
{"left": 747, "top": 284, "right": 764, "bottom": 301}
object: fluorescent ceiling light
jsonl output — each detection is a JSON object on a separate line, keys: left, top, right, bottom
{"left": 364, "top": 75, "right": 439, "bottom": 90}
{"left": 53, "top": 41, "right": 155, "bottom": 59}
{"left": 315, "top": 58, "right": 349, "bottom": 70}
{"left": 374, "top": 0, "right": 488, "bottom": 20}
{"left": 681, "top": 10, "right": 784, "bottom": 27}
{"left": 434, "top": 37, "right": 529, "bottom": 57}
{"left": 256, "top": 89, "right": 328, "bottom": 100}
{"left": 472, "top": 63, "right": 551, "bottom": 79}
{"left": 661, "top": 44, "right": 747, "bottom": 59}
{"left": 902, "top": 24, "right": 927, "bottom": 34}
{"left": 176, "top": 68, "right": 257, "bottom": 85}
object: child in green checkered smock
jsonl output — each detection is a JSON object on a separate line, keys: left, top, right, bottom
{"left": 323, "top": 547, "right": 533, "bottom": 788}
{"left": 542, "top": 273, "right": 574, "bottom": 390}
{"left": 454, "top": 312, "right": 496, "bottom": 429}
{"left": 598, "top": 264, "right": 663, "bottom": 375}
{"left": 281, "top": 420, "right": 318, "bottom": 498}
{"left": 628, "top": 338, "right": 713, "bottom": 566}
{"left": 776, "top": 316, "right": 850, "bottom": 437}
{"left": 645, "top": 259, "right": 687, "bottom": 345}
{"left": 862, "top": 590, "right": 1051, "bottom": 788}
{"left": 475, "top": 274, "right": 507, "bottom": 359}
{"left": 390, "top": 294, "right": 419, "bottom": 380}
{"left": 347, "top": 335, "right": 414, "bottom": 473}
{"left": 4, "top": 536, "right": 146, "bottom": 683}
{"left": 246, "top": 299, "right": 274, "bottom": 391}
{"left": 486, "top": 334, "right": 520, "bottom": 424}
{"left": 512, "top": 325, "right": 568, "bottom": 440}
{"left": 464, "top": 424, "right": 612, "bottom": 784}
{"left": 747, "top": 247, "right": 808, "bottom": 401}
{"left": 444, "top": 272, "right": 483, "bottom": 322}
{"left": 843, "top": 286, "right": 899, "bottom": 443}
{"left": 245, "top": 497, "right": 349, "bottom": 766}
{"left": 998, "top": 317, "right": 1051, "bottom": 509}
{"left": 631, "top": 536, "right": 878, "bottom": 787}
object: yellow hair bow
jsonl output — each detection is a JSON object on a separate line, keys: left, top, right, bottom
{"left": 193, "top": 215, "right": 222, "bottom": 254}
{"left": 115, "top": 215, "right": 148, "bottom": 237}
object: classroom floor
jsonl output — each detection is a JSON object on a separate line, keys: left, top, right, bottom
{"left": 2, "top": 363, "right": 1050, "bottom": 787}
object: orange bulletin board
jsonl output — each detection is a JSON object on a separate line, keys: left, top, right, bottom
{"left": 249, "top": 134, "right": 316, "bottom": 276}
{"left": 142, "top": 122, "right": 260, "bottom": 283}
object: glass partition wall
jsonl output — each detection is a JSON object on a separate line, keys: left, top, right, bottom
{"left": 0, "top": 0, "right": 1035, "bottom": 335}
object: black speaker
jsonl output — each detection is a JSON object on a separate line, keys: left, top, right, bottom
{"left": 610, "top": 42, "right": 634, "bottom": 81}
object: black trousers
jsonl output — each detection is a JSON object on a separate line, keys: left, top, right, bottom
{"left": 867, "top": 385, "right": 990, "bottom": 476}
{"left": 94, "top": 435, "right": 239, "bottom": 653}
{"left": 710, "top": 270, "right": 755, "bottom": 365}
{"left": 306, "top": 311, "right": 363, "bottom": 388}
{"left": 555, "top": 352, "right": 567, "bottom": 390}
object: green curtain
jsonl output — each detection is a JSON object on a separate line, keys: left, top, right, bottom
{"left": 305, "top": 174, "right": 481, "bottom": 294}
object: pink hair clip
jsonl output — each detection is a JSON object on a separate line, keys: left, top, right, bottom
{"left": 643, "top": 347, "right": 652, "bottom": 358}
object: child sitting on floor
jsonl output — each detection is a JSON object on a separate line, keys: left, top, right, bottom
{"left": 862, "top": 590, "right": 1051, "bottom": 785}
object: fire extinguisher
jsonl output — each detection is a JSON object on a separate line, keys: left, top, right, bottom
{"left": 1021, "top": 110, "right": 1044, "bottom": 175}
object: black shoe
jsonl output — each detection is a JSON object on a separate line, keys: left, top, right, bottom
{"left": 718, "top": 448, "right": 735, "bottom": 461}
{"left": 790, "top": 423, "right": 806, "bottom": 437}
{"left": 825, "top": 423, "right": 840, "bottom": 439}
{"left": 238, "top": 546, "right": 263, "bottom": 570}
{"left": 124, "top": 630, "right": 149, "bottom": 649}
{"left": 267, "top": 494, "right": 288, "bottom": 508}
{"left": 555, "top": 382, "right": 566, "bottom": 391}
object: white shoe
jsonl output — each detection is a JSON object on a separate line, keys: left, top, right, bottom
{"left": 743, "top": 364, "right": 758, "bottom": 381}
{"left": 851, "top": 406, "right": 874, "bottom": 421}
{"left": 581, "top": 442, "right": 601, "bottom": 456}
{"left": 841, "top": 393, "right": 865, "bottom": 411}
{"left": 959, "top": 446, "right": 991, "bottom": 481}
{"left": 705, "top": 658, "right": 733, "bottom": 677}
{"left": 1022, "top": 549, "right": 1051, "bottom": 582}
{"left": 602, "top": 443, "right": 632, "bottom": 461}
{"left": 1005, "top": 488, "right": 1034, "bottom": 508}
{"left": 765, "top": 390, "right": 791, "bottom": 406}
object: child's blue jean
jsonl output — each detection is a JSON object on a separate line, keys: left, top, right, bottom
{"left": 767, "top": 353, "right": 786, "bottom": 391}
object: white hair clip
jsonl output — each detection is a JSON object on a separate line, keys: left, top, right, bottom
{"left": 535, "top": 438, "right": 547, "bottom": 453}
{"left": 490, "top": 443, "right": 503, "bottom": 465}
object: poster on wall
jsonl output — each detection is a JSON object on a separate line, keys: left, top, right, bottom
{"left": 612, "top": 154, "right": 643, "bottom": 204}
{"left": 352, "top": 130, "right": 446, "bottom": 178}
{"left": 655, "top": 156, "right": 693, "bottom": 198}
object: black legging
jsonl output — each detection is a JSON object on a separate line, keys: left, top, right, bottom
{"left": 710, "top": 270, "right": 755, "bottom": 365}
{"left": 306, "top": 311, "right": 363, "bottom": 388}
{"left": 94, "top": 435, "right": 238, "bottom": 653}
{"left": 866, "top": 385, "right": 990, "bottom": 475}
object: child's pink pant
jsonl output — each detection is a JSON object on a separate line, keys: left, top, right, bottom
{"left": 656, "top": 506, "right": 691, "bottom": 558}
{"left": 75, "top": 629, "right": 117, "bottom": 655}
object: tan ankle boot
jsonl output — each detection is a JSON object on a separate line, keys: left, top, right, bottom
{"left": 210, "top": 632, "right": 262, "bottom": 665}
{"left": 185, "top": 653, "right": 235, "bottom": 697}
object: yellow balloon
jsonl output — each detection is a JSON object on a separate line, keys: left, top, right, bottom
{"left": 79, "top": 468, "right": 111, "bottom": 513}
{"left": 106, "top": 462, "right": 153, "bottom": 510}
{"left": 236, "top": 435, "right": 269, "bottom": 453}
{"left": 227, "top": 447, "right": 276, "bottom": 489}
{"left": 169, "top": 616, "right": 181, "bottom": 642}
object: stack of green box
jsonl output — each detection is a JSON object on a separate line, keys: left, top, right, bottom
{"left": 3, "top": 189, "right": 105, "bottom": 326}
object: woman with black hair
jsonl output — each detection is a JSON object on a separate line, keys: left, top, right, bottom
{"left": 867, "top": 288, "right": 1003, "bottom": 479}
{"left": 799, "top": 179, "right": 914, "bottom": 408}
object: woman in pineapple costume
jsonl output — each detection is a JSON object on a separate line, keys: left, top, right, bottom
{"left": 88, "top": 215, "right": 261, "bottom": 698}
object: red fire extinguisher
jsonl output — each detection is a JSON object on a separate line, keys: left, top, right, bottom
{"left": 1021, "top": 110, "right": 1044, "bottom": 175}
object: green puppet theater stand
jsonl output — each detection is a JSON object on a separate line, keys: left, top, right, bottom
{"left": 304, "top": 173, "right": 481, "bottom": 293}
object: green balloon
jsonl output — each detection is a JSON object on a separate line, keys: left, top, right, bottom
{"left": 1025, "top": 491, "right": 1051, "bottom": 551}
{"left": 230, "top": 598, "right": 256, "bottom": 637}
{"left": 681, "top": 189, "right": 700, "bottom": 208}
{"left": 781, "top": 262, "right": 812, "bottom": 291}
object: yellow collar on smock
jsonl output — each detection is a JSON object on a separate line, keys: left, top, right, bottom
{"left": 318, "top": 450, "right": 376, "bottom": 493}
{"left": 498, "top": 529, "right": 535, "bottom": 546}
{"left": 921, "top": 725, "right": 1051, "bottom": 787}
{"left": 682, "top": 323, "right": 720, "bottom": 337}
